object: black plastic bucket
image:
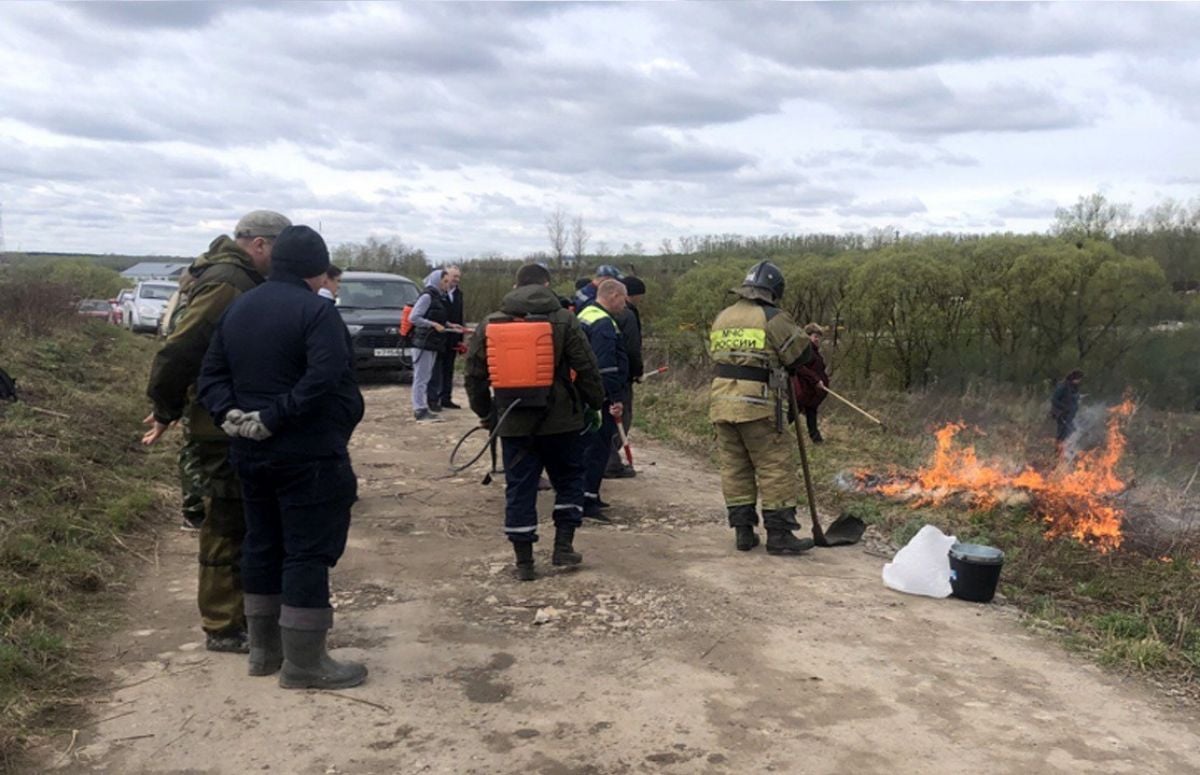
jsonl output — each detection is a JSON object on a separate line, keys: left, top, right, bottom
{"left": 948, "top": 542, "right": 1004, "bottom": 603}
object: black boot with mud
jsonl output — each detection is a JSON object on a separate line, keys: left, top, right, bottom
{"left": 735, "top": 525, "right": 760, "bottom": 551}
{"left": 766, "top": 529, "right": 814, "bottom": 555}
{"left": 514, "top": 542, "right": 536, "bottom": 581}
{"left": 552, "top": 525, "right": 583, "bottom": 566}
{"left": 278, "top": 628, "right": 368, "bottom": 690}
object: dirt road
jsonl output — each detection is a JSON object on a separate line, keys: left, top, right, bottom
{"left": 44, "top": 385, "right": 1200, "bottom": 774}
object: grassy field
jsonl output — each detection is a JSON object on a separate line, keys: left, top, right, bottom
{"left": 635, "top": 371, "right": 1200, "bottom": 698}
{"left": 0, "top": 317, "right": 173, "bottom": 767}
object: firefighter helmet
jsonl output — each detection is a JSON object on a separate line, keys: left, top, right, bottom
{"left": 742, "top": 260, "right": 785, "bottom": 301}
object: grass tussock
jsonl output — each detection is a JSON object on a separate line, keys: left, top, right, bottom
{"left": 636, "top": 374, "right": 1200, "bottom": 697}
{"left": 0, "top": 313, "right": 172, "bottom": 767}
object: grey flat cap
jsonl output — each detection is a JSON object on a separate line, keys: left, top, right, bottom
{"left": 234, "top": 210, "right": 291, "bottom": 239}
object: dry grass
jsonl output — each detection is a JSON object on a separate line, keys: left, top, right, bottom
{"left": 0, "top": 306, "right": 173, "bottom": 767}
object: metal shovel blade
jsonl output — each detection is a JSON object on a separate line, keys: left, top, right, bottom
{"left": 815, "top": 513, "right": 866, "bottom": 547}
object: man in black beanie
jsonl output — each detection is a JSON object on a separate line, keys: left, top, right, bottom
{"left": 198, "top": 225, "right": 368, "bottom": 690}
{"left": 605, "top": 275, "right": 645, "bottom": 479}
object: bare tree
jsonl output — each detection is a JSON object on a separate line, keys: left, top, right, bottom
{"left": 571, "top": 215, "right": 590, "bottom": 264}
{"left": 658, "top": 237, "right": 674, "bottom": 255}
{"left": 1053, "top": 192, "right": 1131, "bottom": 241}
{"left": 594, "top": 240, "right": 611, "bottom": 257}
{"left": 546, "top": 206, "right": 568, "bottom": 270}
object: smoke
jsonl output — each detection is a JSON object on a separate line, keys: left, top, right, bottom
{"left": 1060, "top": 400, "right": 1109, "bottom": 463}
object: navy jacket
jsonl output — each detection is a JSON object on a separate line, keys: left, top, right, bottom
{"left": 197, "top": 271, "right": 364, "bottom": 460}
{"left": 1050, "top": 380, "right": 1080, "bottom": 423}
{"left": 579, "top": 304, "right": 629, "bottom": 401}
{"left": 444, "top": 286, "right": 465, "bottom": 348}
{"left": 614, "top": 305, "right": 643, "bottom": 382}
{"left": 573, "top": 282, "right": 598, "bottom": 311}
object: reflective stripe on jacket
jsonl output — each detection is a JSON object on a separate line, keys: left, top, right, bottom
{"left": 577, "top": 304, "right": 628, "bottom": 399}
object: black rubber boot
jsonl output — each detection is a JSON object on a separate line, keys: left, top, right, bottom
{"left": 735, "top": 526, "right": 760, "bottom": 551}
{"left": 278, "top": 627, "right": 368, "bottom": 690}
{"left": 583, "top": 499, "right": 611, "bottom": 522}
{"left": 552, "top": 526, "right": 582, "bottom": 566}
{"left": 766, "top": 529, "right": 815, "bottom": 555}
{"left": 245, "top": 593, "right": 283, "bottom": 677}
{"left": 514, "top": 542, "right": 536, "bottom": 581}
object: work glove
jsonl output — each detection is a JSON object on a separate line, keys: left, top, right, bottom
{"left": 583, "top": 408, "right": 602, "bottom": 434}
{"left": 220, "top": 408, "right": 246, "bottom": 437}
{"left": 236, "top": 411, "right": 272, "bottom": 441}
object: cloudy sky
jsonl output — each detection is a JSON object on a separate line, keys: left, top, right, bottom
{"left": 1, "top": 2, "right": 1197, "bottom": 260}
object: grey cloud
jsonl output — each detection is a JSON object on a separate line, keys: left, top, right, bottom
{"left": 798, "top": 143, "right": 979, "bottom": 171}
{"left": 1121, "top": 58, "right": 1200, "bottom": 121}
{"left": 995, "top": 194, "right": 1059, "bottom": 220}
{"left": 0, "top": 141, "right": 226, "bottom": 184}
{"left": 688, "top": 3, "right": 1200, "bottom": 71}
{"left": 69, "top": 1, "right": 230, "bottom": 29}
{"left": 837, "top": 197, "right": 928, "bottom": 218}
{"left": 808, "top": 72, "right": 1089, "bottom": 136}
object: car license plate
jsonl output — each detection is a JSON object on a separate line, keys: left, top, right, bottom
{"left": 373, "top": 348, "right": 403, "bottom": 357}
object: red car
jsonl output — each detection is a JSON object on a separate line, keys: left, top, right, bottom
{"left": 76, "top": 299, "right": 113, "bottom": 321}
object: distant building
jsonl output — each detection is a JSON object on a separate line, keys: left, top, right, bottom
{"left": 120, "top": 262, "right": 189, "bottom": 281}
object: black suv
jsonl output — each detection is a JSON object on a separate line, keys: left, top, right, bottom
{"left": 335, "top": 271, "right": 421, "bottom": 378}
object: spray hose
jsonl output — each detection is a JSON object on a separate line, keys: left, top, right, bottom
{"left": 447, "top": 399, "right": 522, "bottom": 475}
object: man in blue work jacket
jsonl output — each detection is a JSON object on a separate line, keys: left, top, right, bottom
{"left": 577, "top": 278, "right": 629, "bottom": 520}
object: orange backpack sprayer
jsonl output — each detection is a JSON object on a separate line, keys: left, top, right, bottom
{"left": 448, "top": 315, "right": 558, "bottom": 482}
{"left": 486, "top": 316, "right": 555, "bottom": 408}
{"left": 399, "top": 304, "right": 415, "bottom": 338}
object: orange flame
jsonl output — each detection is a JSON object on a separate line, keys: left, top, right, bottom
{"left": 860, "top": 399, "right": 1136, "bottom": 552}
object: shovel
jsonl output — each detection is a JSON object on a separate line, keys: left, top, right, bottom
{"left": 787, "top": 387, "right": 865, "bottom": 547}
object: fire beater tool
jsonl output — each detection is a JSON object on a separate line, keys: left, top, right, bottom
{"left": 787, "top": 387, "right": 865, "bottom": 547}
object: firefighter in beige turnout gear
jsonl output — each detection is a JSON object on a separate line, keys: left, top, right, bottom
{"left": 710, "top": 261, "right": 815, "bottom": 555}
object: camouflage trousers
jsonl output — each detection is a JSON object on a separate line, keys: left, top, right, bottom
{"left": 714, "top": 418, "right": 801, "bottom": 531}
{"left": 178, "top": 439, "right": 206, "bottom": 523}
{"left": 184, "top": 436, "right": 246, "bottom": 636}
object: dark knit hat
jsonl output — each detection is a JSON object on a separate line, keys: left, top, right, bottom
{"left": 270, "top": 225, "right": 330, "bottom": 279}
{"left": 621, "top": 276, "right": 646, "bottom": 296}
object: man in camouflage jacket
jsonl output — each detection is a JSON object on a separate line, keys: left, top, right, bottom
{"left": 142, "top": 210, "right": 290, "bottom": 652}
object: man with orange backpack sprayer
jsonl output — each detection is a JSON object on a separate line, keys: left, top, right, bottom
{"left": 464, "top": 263, "right": 605, "bottom": 581}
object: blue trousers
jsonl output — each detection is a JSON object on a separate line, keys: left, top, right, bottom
{"left": 583, "top": 405, "right": 619, "bottom": 508}
{"left": 234, "top": 452, "right": 357, "bottom": 610}
{"left": 501, "top": 431, "right": 585, "bottom": 544}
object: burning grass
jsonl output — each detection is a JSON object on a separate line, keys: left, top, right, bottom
{"left": 0, "top": 317, "right": 173, "bottom": 767}
{"left": 637, "top": 376, "right": 1200, "bottom": 698}
{"left": 857, "top": 398, "right": 1137, "bottom": 552}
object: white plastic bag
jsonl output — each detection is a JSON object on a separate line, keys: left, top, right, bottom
{"left": 882, "top": 524, "right": 958, "bottom": 598}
